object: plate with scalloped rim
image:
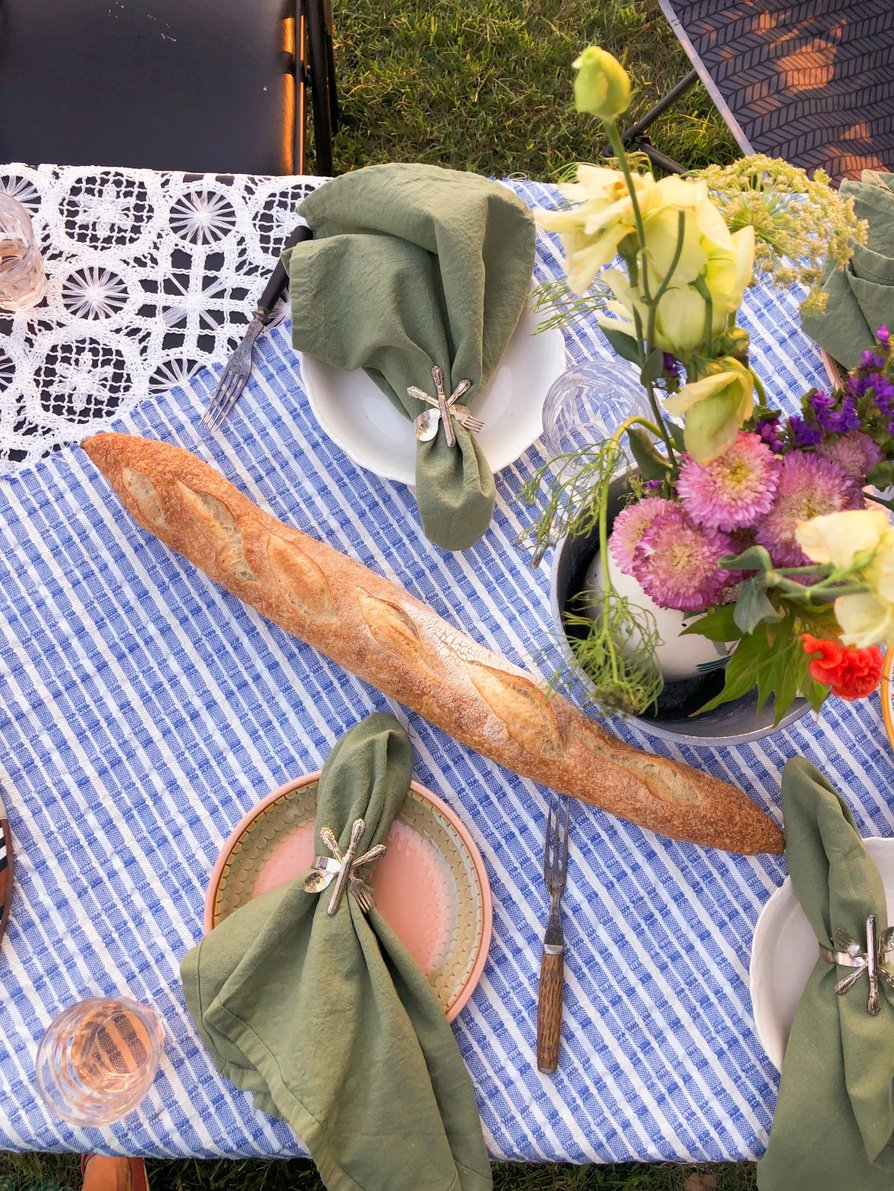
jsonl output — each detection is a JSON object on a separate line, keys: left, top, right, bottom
{"left": 750, "top": 836, "right": 894, "bottom": 1070}
{"left": 300, "top": 303, "right": 566, "bottom": 484}
{"left": 205, "top": 771, "right": 492, "bottom": 1020}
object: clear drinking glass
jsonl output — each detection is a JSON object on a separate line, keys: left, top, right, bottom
{"left": 35, "top": 997, "right": 165, "bottom": 1126}
{"left": 0, "top": 191, "right": 46, "bottom": 311}
{"left": 541, "top": 357, "right": 651, "bottom": 461}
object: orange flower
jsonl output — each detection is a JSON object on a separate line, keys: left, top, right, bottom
{"left": 801, "top": 634, "right": 884, "bottom": 701}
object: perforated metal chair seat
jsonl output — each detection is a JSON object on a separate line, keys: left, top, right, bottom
{"left": 660, "top": 0, "right": 894, "bottom": 182}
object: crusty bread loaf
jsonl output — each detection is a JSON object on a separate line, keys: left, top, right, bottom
{"left": 83, "top": 433, "right": 783, "bottom": 855}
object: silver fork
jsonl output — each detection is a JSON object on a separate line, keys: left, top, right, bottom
{"left": 201, "top": 224, "right": 312, "bottom": 432}
{"left": 453, "top": 407, "right": 485, "bottom": 433}
{"left": 537, "top": 794, "right": 570, "bottom": 1074}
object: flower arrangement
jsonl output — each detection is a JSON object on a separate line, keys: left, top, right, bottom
{"left": 524, "top": 46, "right": 892, "bottom": 725}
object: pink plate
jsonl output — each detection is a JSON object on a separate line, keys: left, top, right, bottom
{"left": 205, "top": 773, "right": 492, "bottom": 1020}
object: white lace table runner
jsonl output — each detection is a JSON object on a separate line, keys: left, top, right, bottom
{"left": 0, "top": 164, "right": 322, "bottom": 471}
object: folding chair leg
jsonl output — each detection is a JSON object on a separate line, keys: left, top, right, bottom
{"left": 620, "top": 69, "right": 698, "bottom": 146}
{"left": 295, "top": 0, "right": 337, "bottom": 175}
{"left": 619, "top": 68, "right": 697, "bottom": 173}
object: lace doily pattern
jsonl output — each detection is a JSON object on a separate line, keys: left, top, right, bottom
{"left": 0, "top": 165, "right": 322, "bottom": 471}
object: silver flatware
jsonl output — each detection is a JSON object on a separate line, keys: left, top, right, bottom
{"left": 409, "top": 366, "right": 483, "bottom": 444}
{"left": 304, "top": 818, "right": 387, "bottom": 915}
{"left": 201, "top": 223, "right": 313, "bottom": 432}
{"left": 537, "top": 794, "right": 569, "bottom": 1073}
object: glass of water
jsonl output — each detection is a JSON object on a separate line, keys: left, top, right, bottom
{"left": 35, "top": 996, "right": 165, "bottom": 1126}
{"left": 541, "top": 356, "right": 652, "bottom": 462}
{"left": 0, "top": 191, "right": 46, "bottom": 311}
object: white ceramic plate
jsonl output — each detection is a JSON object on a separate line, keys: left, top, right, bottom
{"left": 750, "top": 837, "right": 894, "bottom": 1070}
{"left": 299, "top": 304, "right": 566, "bottom": 484}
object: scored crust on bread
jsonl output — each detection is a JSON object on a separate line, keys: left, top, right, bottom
{"left": 83, "top": 433, "right": 783, "bottom": 855}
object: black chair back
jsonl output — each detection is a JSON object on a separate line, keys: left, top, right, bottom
{"left": 0, "top": 0, "right": 335, "bottom": 175}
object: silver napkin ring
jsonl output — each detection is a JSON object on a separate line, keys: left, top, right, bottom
{"left": 409, "top": 365, "right": 481, "bottom": 447}
{"left": 301, "top": 817, "right": 387, "bottom": 915}
{"left": 819, "top": 913, "right": 894, "bottom": 1014}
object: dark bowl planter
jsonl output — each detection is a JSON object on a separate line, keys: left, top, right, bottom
{"left": 548, "top": 479, "right": 811, "bottom": 747}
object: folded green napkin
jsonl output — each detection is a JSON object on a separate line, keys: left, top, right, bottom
{"left": 284, "top": 163, "right": 536, "bottom": 551}
{"left": 757, "top": 758, "right": 894, "bottom": 1190}
{"left": 181, "top": 713, "right": 492, "bottom": 1191}
{"left": 802, "top": 171, "right": 894, "bottom": 369}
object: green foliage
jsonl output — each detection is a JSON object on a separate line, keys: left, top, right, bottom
{"left": 601, "top": 323, "right": 643, "bottom": 364}
{"left": 519, "top": 438, "right": 625, "bottom": 562}
{"left": 720, "top": 545, "right": 773, "bottom": 573}
{"left": 731, "top": 576, "right": 783, "bottom": 635}
{"left": 696, "top": 607, "right": 830, "bottom": 722}
{"left": 329, "top": 0, "right": 737, "bottom": 181}
{"left": 626, "top": 427, "right": 672, "bottom": 481}
{"left": 563, "top": 589, "right": 665, "bottom": 716}
{"left": 684, "top": 601, "right": 739, "bottom": 642}
{"left": 529, "top": 277, "right": 613, "bottom": 335}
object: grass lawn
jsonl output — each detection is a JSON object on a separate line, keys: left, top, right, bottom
{"left": 1, "top": 3, "right": 756, "bottom": 1189}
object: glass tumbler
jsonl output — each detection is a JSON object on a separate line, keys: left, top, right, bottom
{"left": 541, "top": 357, "right": 651, "bottom": 463}
{"left": 0, "top": 191, "right": 46, "bottom": 311}
{"left": 35, "top": 997, "right": 165, "bottom": 1126}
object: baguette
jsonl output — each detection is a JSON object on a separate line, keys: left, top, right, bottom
{"left": 83, "top": 433, "right": 783, "bottom": 855}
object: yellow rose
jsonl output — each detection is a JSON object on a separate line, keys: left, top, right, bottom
{"left": 795, "top": 509, "right": 890, "bottom": 569}
{"left": 594, "top": 176, "right": 754, "bottom": 358}
{"left": 598, "top": 269, "right": 709, "bottom": 356}
{"left": 572, "top": 47, "right": 631, "bottom": 121}
{"left": 663, "top": 358, "right": 754, "bottom": 462}
{"left": 536, "top": 167, "right": 656, "bottom": 294}
{"left": 834, "top": 592, "right": 894, "bottom": 649}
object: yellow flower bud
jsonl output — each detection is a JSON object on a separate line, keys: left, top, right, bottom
{"left": 572, "top": 47, "right": 631, "bottom": 121}
{"left": 663, "top": 359, "right": 754, "bottom": 463}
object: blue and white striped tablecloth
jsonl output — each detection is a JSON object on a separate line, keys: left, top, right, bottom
{"left": 0, "top": 176, "right": 891, "bottom": 1164}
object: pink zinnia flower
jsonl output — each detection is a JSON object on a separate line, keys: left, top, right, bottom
{"left": 609, "top": 497, "right": 677, "bottom": 575}
{"left": 755, "top": 453, "right": 863, "bottom": 566}
{"left": 631, "top": 506, "right": 733, "bottom": 612}
{"left": 677, "top": 432, "right": 780, "bottom": 532}
{"left": 815, "top": 431, "right": 882, "bottom": 483}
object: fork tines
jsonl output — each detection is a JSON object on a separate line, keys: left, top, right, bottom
{"left": 544, "top": 795, "right": 570, "bottom": 889}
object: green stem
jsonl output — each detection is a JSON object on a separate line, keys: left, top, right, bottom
{"left": 701, "top": 294, "right": 714, "bottom": 357}
{"left": 770, "top": 575, "right": 870, "bottom": 601}
{"left": 649, "top": 211, "right": 687, "bottom": 311}
{"left": 750, "top": 368, "right": 767, "bottom": 405}
{"left": 599, "top": 445, "right": 619, "bottom": 613}
{"left": 604, "top": 122, "right": 651, "bottom": 304}
{"left": 612, "top": 415, "right": 663, "bottom": 441}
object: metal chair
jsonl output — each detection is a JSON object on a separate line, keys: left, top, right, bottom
{"left": 625, "top": 0, "right": 894, "bottom": 184}
{"left": 0, "top": 0, "right": 337, "bottom": 175}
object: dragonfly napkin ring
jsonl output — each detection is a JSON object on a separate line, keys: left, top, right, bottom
{"left": 409, "top": 365, "right": 482, "bottom": 447}
{"left": 302, "top": 817, "right": 387, "bottom": 915}
{"left": 819, "top": 914, "right": 894, "bottom": 1014}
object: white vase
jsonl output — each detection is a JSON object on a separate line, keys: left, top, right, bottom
{"left": 581, "top": 546, "right": 734, "bottom": 683}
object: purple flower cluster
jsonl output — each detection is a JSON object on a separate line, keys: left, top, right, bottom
{"left": 808, "top": 390, "right": 860, "bottom": 434}
{"left": 755, "top": 411, "right": 785, "bottom": 453}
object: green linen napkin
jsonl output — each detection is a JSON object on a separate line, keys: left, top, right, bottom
{"left": 284, "top": 163, "right": 536, "bottom": 552}
{"left": 181, "top": 713, "right": 492, "bottom": 1191}
{"left": 802, "top": 171, "right": 894, "bottom": 369}
{"left": 757, "top": 758, "right": 894, "bottom": 1190}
